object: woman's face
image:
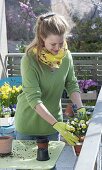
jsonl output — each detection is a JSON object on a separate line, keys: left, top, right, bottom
{"left": 42, "top": 34, "right": 65, "bottom": 55}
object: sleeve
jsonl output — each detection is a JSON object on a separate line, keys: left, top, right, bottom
{"left": 65, "top": 51, "right": 80, "bottom": 97}
{"left": 21, "top": 55, "right": 42, "bottom": 109}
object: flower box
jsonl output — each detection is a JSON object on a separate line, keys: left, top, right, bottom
{"left": 0, "top": 117, "right": 14, "bottom": 126}
{"left": 81, "top": 90, "right": 97, "bottom": 100}
{"left": 0, "top": 82, "right": 22, "bottom": 127}
{"left": 78, "top": 79, "right": 97, "bottom": 93}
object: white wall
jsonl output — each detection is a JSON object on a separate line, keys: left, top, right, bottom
{"left": 0, "top": 0, "right": 8, "bottom": 78}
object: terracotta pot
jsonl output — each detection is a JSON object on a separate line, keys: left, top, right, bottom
{"left": 73, "top": 136, "right": 85, "bottom": 156}
{"left": 0, "top": 136, "right": 13, "bottom": 154}
{"left": 37, "top": 138, "right": 49, "bottom": 149}
{"left": 78, "top": 136, "right": 85, "bottom": 143}
{"left": 36, "top": 138, "right": 50, "bottom": 161}
{"left": 73, "top": 142, "right": 82, "bottom": 156}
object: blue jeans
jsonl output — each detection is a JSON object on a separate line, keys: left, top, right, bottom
{"left": 16, "top": 131, "right": 60, "bottom": 141}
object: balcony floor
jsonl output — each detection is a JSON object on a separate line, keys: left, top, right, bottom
{"left": 55, "top": 144, "right": 77, "bottom": 170}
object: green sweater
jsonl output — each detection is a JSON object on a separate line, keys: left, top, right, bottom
{"left": 15, "top": 50, "right": 80, "bottom": 135}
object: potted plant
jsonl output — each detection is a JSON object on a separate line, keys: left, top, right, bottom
{"left": 78, "top": 79, "right": 97, "bottom": 93}
{"left": 78, "top": 79, "right": 98, "bottom": 100}
{"left": 66, "top": 113, "right": 92, "bottom": 156}
{"left": 0, "top": 83, "right": 22, "bottom": 126}
{"left": 0, "top": 136, "right": 13, "bottom": 155}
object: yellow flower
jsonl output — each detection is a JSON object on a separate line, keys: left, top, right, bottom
{"left": 81, "top": 124, "right": 87, "bottom": 129}
{"left": 69, "top": 126, "right": 75, "bottom": 132}
{"left": 0, "top": 83, "right": 22, "bottom": 107}
{"left": 2, "top": 94, "right": 9, "bottom": 99}
{"left": 12, "top": 86, "right": 16, "bottom": 90}
{"left": 67, "top": 112, "right": 92, "bottom": 136}
{"left": 11, "top": 89, "right": 16, "bottom": 93}
{"left": 1, "top": 83, "right": 11, "bottom": 94}
{"left": 18, "top": 85, "right": 22, "bottom": 91}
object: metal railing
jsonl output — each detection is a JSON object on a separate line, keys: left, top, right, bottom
{"left": 4, "top": 52, "right": 102, "bottom": 80}
{"left": 0, "top": 0, "right": 8, "bottom": 78}
{"left": 97, "top": 143, "right": 102, "bottom": 170}
{"left": 75, "top": 86, "right": 102, "bottom": 170}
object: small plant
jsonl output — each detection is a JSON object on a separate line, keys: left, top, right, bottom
{"left": 0, "top": 83, "right": 22, "bottom": 117}
{"left": 16, "top": 41, "right": 26, "bottom": 53}
{"left": 65, "top": 104, "right": 93, "bottom": 137}
{"left": 66, "top": 111, "right": 93, "bottom": 156}
{"left": 0, "top": 105, "right": 11, "bottom": 118}
{"left": 66, "top": 115, "right": 90, "bottom": 137}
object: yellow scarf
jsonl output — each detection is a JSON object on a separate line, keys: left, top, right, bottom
{"left": 33, "top": 42, "right": 68, "bottom": 68}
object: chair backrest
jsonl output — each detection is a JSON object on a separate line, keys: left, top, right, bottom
{"left": 0, "top": 76, "right": 22, "bottom": 87}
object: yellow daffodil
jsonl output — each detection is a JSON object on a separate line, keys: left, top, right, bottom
{"left": 0, "top": 83, "right": 22, "bottom": 107}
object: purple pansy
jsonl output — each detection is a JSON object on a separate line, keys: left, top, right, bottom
{"left": 78, "top": 79, "right": 98, "bottom": 92}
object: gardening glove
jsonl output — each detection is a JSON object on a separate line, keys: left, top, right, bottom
{"left": 77, "top": 107, "right": 88, "bottom": 120}
{"left": 53, "top": 122, "right": 79, "bottom": 146}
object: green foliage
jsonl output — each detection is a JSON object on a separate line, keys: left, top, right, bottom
{"left": 67, "top": 116, "right": 90, "bottom": 136}
{"left": 16, "top": 40, "right": 26, "bottom": 53}
{"left": 34, "top": 6, "right": 49, "bottom": 15}
{"left": 84, "top": 101, "right": 96, "bottom": 106}
{"left": 68, "top": 17, "right": 102, "bottom": 52}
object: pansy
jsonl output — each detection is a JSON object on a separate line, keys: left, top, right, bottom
{"left": 78, "top": 79, "right": 97, "bottom": 92}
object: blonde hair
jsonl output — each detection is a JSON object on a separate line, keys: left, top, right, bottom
{"left": 26, "top": 12, "right": 68, "bottom": 56}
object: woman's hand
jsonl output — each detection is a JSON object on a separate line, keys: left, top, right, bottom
{"left": 53, "top": 122, "right": 79, "bottom": 145}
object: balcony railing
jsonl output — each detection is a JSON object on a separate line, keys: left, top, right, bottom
{"left": 4, "top": 52, "right": 102, "bottom": 84}
{"left": 75, "top": 86, "right": 102, "bottom": 170}
{"left": 0, "top": 0, "right": 8, "bottom": 78}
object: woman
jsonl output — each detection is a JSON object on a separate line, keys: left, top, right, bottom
{"left": 15, "top": 12, "right": 86, "bottom": 145}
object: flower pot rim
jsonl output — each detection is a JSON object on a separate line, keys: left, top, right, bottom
{"left": 0, "top": 136, "right": 13, "bottom": 140}
{"left": 75, "top": 142, "right": 83, "bottom": 145}
{"left": 36, "top": 138, "right": 49, "bottom": 143}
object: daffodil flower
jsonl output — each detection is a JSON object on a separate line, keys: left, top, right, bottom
{"left": 0, "top": 83, "right": 22, "bottom": 108}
